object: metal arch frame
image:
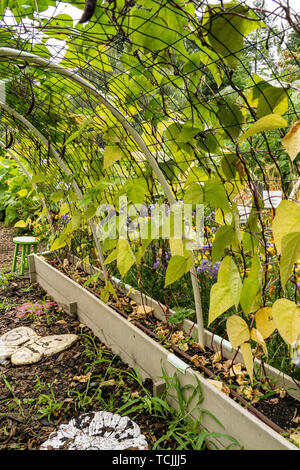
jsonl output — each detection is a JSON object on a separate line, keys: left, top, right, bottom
{"left": 0, "top": 47, "right": 204, "bottom": 344}
{"left": 0, "top": 101, "right": 107, "bottom": 278}
{"left": 0, "top": 48, "right": 175, "bottom": 202}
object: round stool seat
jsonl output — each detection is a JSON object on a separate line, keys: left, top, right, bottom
{"left": 13, "top": 236, "right": 38, "bottom": 245}
{"left": 12, "top": 235, "right": 39, "bottom": 275}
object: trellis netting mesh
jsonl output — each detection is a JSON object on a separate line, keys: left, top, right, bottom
{"left": 0, "top": 1, "right": 299, "bottom": 364}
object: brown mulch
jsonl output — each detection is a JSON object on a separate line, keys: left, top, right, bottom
{"left": 0, "top": 276, "right": 173, "bottom": 450}
{"left": 0, "top": 223, "right": 16, "bottom": 271}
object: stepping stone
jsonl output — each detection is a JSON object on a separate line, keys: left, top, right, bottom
{"left": 11, "top": 334, "right": 78, "bottom": 365}
{"left": 0, "top": 326, "right": 37, "bottom": 346}
{"left": 0, "top": 327, "right": 37, "bottom": 360}
{"left": 40, "top": 411, "right": 149, "bottom": 450}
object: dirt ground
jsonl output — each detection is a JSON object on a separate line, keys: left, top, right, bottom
{"left": 0, "top": 223, "right": 16, "bottom": 272}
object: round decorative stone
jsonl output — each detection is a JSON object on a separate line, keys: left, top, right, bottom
{"left": 40, "top": 411, "right": 149, "bottom": 450}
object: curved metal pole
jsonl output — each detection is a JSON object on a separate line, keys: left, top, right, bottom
{"left": 0, "top": 101, "right": 107, "bottom": 278}
{"left": 0, "top": 47, "right": 204, "bottom": 344}
{"left": 0, "top": 48, "right": 174, "bottom": 203}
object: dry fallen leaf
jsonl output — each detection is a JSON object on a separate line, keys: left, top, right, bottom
{"left": 276, "top": 388, "right": 286, "bottom": 399}
{"left": 73, "top": 373, "right": 91, "bottom": 383}
{"left": 243, "top": 386, "right": 254, "bottom": 401}
{"left": 155, "top": 323, "right": 170, "bottom": 337}
{"left": 222, "top": 359, "right": 234, "bottom": 371}
{"left": 288, "top": 431, "right": 300, "bottom": 447}
{"left": 171, "top": 331, "right": 185, "bottom": 343}
{"left": 212, "top": 351, "right": 222, "bottom": 363}
{"left": 207, "top": 379, "right": 230, "bottom": 396}
{"left": 192, "top": 342, "right": 206, "bottom": 352}
{"left": 270, "top": 397, "right": 279, "bottom": 404}
{"left": 236, "top": 376, "right": 250, "bottom": 386}
{"left": 136, "top": 305, "right": 154, "bottom": 316}
{"left": 229, "top": 363, "right": 243, "bottom": 377}
{"left": 190, "top": 354, "right": 208, "bottom": 367}
{"left": 252, "top": 344, "right": 264, "bottom": 360}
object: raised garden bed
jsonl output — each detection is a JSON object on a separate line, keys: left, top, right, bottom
{"left": 28, "top": 252, "right": 300, "bottom": 450}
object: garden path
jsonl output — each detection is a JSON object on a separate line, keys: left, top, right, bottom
{"left": 0, "top": 223, "right": 15, "bottom": 272}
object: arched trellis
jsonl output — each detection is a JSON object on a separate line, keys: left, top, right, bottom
{"left": 0, "top": 48, "right": 206, "bottom": 344}
{"left": 0, "top": 99, "right": 108, "bottom": 279}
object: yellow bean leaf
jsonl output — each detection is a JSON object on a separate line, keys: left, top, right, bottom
{"left": 255, "top": 307, "right": 275, "bottom": 339}
{"left": 272, "top": 299, "right": 300, "bottom": 345}
{"left": 240, "top": 342, "right": 253, "bottom": 382}
{"left": 239, "top": 114, "right": 287, "bottom": 141}
{"left": 250, "top": 328, "right": 268, "bottom": 358}
{"left": 226, "top": 315, "right": 250, "bottom": 349}
{"left": 282, "top": 120, "right": 300, "bottom": 161}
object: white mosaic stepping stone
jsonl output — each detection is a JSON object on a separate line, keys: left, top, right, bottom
{"left": 40, "top": 411, "right": 149, "bottom": 450}
{"left": 11, "top": 334, "right": 78, "bottom": 365}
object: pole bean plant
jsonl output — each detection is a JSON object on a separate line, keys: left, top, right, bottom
{"left": 0, "top": 0, "right": 299, "bottom": 378}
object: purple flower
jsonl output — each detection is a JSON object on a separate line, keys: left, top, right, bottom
{"left": 196, "top": 259, "right": 220, "bottom": 279}
{"left": 153, "top": 259, "right": 160, "bottom": 269}
{"left": 60, "top": 214, "right": 71, "bottom": 225}
{"left": 196, "top": 259, "right": 211, "bottom": 274}
{"left": 294, "top": 355, "right": 300, "bottom": 368}
{"left": 200, "top": 244, "right": 212, "bottom": 250}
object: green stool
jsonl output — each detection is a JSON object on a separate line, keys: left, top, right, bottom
{"left": 12, "top": 236, "right": 39, "bottom": 275}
